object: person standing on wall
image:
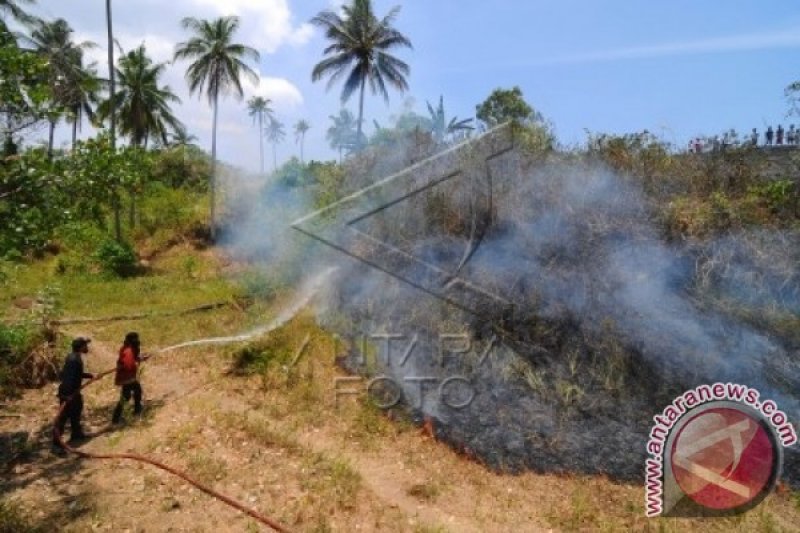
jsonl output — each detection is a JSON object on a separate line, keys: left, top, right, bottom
{"left": 112, "top": 332, "right": 148, "bottom": 423}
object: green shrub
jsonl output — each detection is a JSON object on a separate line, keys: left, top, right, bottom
{"left": 750, "top": 179, "right": 798, "bottom": 214}
{"left": 150, "top": 145, "right": 210, "bottom": 191}
{"left": 231, "top": 336, "right": 294, "bottom": 377}
{"left": 0, "top": 323, "right": 42, "bottom": 398}
{"left": 237, "top": 270, "right": 279, "bottom": 301}
{"left": 94, "top": 239, "right": 138, "bottom": 277}
{"left": 136, "top": 183, "right": 207, "bottom": 238}
{"left": 55, "top": 221, "right": 107, "bottom": 254}
{"left": 0, "top": 260, "right": 17, "bottom": 286}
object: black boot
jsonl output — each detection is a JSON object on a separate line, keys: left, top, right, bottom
{"left": 112, "top": 402, "right": 124, "bottom": 424}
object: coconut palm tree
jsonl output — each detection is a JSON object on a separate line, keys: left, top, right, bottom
{"left": 170, "top": 126, "right": 197, "bottom": 147}
{"left": 0, "top": 0, "right": 36, "bottom": 31}
{"left": 174, "top": 16, "right": 260, "bottom": 239}
{"left": 265, "top": 116, "right": 285, "bottom": 172}
{"left": 97, "top": 45, "right": 183, "bottom": 148}
{"left": 310, "top": 0, "right": 412, "bottom": 146}
{"left": 25, "top": 18, "right": 97, "bottom": 159}
{"left": 104, "top": 0, "right": 122, "bottom": 241}
{"left": 326, "top": 108, "right": 357, "bottom": 162}
{"left": 247, "top": 96, "right": 272, "bottom": 174}
{"left": 67, "top": 62, "right": 101, "bottom": 149}
{"left": 97, "top": 45, "right": 182, "bottom": 229}
{"left": 294, "top": 119, "right": 310, "bottom": 163}
{"left": 426, "top": 95, "right": 473, "bottom": 144}
{"left": 166, "top": 126, "right": 199, "bottom": 188}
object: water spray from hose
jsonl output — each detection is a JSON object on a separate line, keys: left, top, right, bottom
{"left": 157, "top": 267, "right": 337, "bottom": 354}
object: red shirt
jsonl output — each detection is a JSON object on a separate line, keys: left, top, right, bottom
{"left": 115, "top": 346, "right": 139, "bottom": 385}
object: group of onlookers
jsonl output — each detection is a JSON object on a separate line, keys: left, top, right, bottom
{"left": 688, "top": 125, "right": 799, "bottom": 153}
{"left": 758, "top": 125, "right": 799, "bottom": 147}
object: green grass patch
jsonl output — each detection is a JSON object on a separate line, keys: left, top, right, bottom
{"left": 0, "top": 499, "right": 41, "bottom": 533}
{"left": 301, "top": 453, "right": 361, "bottom": 510}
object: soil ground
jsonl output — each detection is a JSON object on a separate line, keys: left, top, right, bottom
{"left": 2, "top": 252, "right": 799, "bottom": 532}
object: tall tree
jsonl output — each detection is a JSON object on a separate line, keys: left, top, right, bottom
{"left": 310, "top": 0, "right": 412, "bottom": 145}
{"left": 98, "top": 45, "right": 183, "bottom": 148}
{"left": 246, "top": 96, "right": 272, "bottom": 174}
{"left": 326, "top": 108, "right": 357, "bottom": 162}
{"left": 97, "top": 45, "right": 182, "bottom": 228}
{"left": 426, "top": 95, "right": 473, "bottom": 144}
{"left": 0, "top": 33, "right": 50, "bottom": 156}
{"left": 105, "top": 0, "right": 121, "bottom": 241}
{"left": 170, "top": 126, "right": 197, "bottom": 147}
{"left": 67, "top": 62, "right": 100, "bottom": 149}
{"left": 294, "top": 119, "right": 310, "bottom": 163}
{"left": 174, "top": 16, "right": 260, "bottom": 240}
{"left": 265, "top": 116, "right": 285, "bottom": 172}
{"left": 0, "top": 0, "right": 36, "bottom": 31}
{"left": 475, "top": 86, "right": 541, "bottom": 130}
{"left": 25, "top": 18, "right": 96, "bottom": 159}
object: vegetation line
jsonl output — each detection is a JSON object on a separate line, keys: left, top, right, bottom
{"left": 50, "top": 301, "right": 231, "bottom": 325}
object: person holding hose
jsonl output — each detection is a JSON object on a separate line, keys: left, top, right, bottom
{"left": 53, "top": 337, "right": 94, "bottom": 450}
{"left": 112, "top": 332, "right": 148, "bottom": 423}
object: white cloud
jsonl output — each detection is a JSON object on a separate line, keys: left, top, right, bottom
{"left": 78, "top": 32, "right": 176, "bottom": 66}
{"left": 243, "top": 76, "right": 304, "bottom": 108}
{"left": 189, "top": 0, "right": 314, "bottom": 53}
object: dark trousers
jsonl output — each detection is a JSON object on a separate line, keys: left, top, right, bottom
{"left": 54, "top": 393, "right": 84, "bottom": 443}
{"left": 112, "top": 381, "right": 142, "bottom": 422}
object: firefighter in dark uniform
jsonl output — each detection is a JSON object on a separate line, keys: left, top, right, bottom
{"left": 53, "top": 337, "right": 94, "bottom": 449}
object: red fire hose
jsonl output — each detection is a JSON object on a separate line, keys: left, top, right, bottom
{"left": 52, "top": 367, "right": 291, "bottom": 532}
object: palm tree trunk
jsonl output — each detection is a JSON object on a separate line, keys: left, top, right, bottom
{"left": 300, "top": 133, "right": 304, "bottom": 164}
{"left": 47, "top": 119, "right": 55, "bottom": 161}
{"left": 258, "top": 112, "right": 264, "bottom": 175}
{"left": 71, "top": 117, "right": 78, "bottom": 150}
{"left": 357, "top": 78, "right": 366, "bottom": 148}
{"left": 106, "top": 0, "right": 121, "bottom": 242}
{"left": 210, "top": 89, "right": 218, "bottom": 241}
{"left": 273, "top": 142, "right": 277, "bottom": 172}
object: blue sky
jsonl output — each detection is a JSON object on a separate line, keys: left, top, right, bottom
{"left": 21, "top": 0, "right": 800, "bottom": 170}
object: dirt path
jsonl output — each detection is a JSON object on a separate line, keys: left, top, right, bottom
{"left": 0, "top": 334, "right": 489, "bottom": 531}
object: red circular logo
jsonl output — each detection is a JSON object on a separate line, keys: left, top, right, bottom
{"left": 670, "top": 407, "right": 778, "bottom": 512}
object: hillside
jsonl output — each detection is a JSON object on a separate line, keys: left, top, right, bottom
{"left": 1, "top": 244, "right": 798, "bottom": 532}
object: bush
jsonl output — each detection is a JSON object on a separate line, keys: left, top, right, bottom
{"left": 237, "top": 270, "right": 279, "bottom": 301}
{"left": 750, "top": 179, "right": 798, "bottom": 215}
{"left": 150, "top": 145, "right": 210, "bottom": 191}
{"left": 94, "top": 239, "right": 138, "bottom": 277}
{"left": 0, "top": 260, "right": 17, "bottom": 286}
{"left": 0, "top": 323, "right": 44, "bottom": 398}
{"left": 136, "top": 182, "right": 208, "bottom": 243}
